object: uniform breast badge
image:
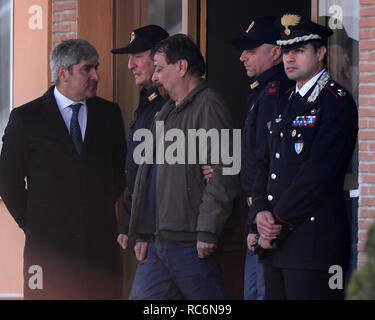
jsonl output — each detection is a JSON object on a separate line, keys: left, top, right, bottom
{"left": 295, "top": 142, "right": 303, "bottom": 154}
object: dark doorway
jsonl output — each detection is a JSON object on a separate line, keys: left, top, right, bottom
{"left": 205, "top": 0, "right": 311, "bottom": 299}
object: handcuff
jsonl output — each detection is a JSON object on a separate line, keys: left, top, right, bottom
{"left": 250, "top": 234, "right": 261, "bottom": 254}
{"left": 250, "top": 234, "right": 278, "bottom": 254}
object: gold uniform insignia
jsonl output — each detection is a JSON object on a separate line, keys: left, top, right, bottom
{"left": 250, "top": 81, "right": 259, "bottom": 90}
{"left": 246, "top": 21, "right": 255, "bottom": 33}
{"left": 130, "top": 31, "right": 135, "bottom": 43}
{"left": 148, "top": 92, "right": 158, "bottom": 102}
{"left": 281, "top": 14, "right": 301, "bottom": 35}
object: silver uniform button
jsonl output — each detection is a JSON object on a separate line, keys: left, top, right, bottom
{"left": 276, "top": 153, "right": 280, "bottom": 159}
{"left": 280, "top": 132, "right": 284, "bottom": 138}
{"left": 271, "top": 174, "right": 276, "bottom": 180}
{"left": 310, "top": 217, "right": 315, "bottom": 222}
{"left": 268, "top": 195, "right": 273, "bottom": 201}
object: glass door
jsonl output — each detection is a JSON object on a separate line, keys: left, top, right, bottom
{"left": 313, "top": 0, "right": 359, "bottom": 278}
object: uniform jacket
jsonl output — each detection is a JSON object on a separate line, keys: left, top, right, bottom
{"left": 119, "top": 86, "right": 166, "bottom": 235}
{"left": 0, "top": 86, "right": 126, "bottom": 299}
{"left": 129, "top": 80, "right": 240, "bottom": 244}
{"left": 241, "top": 63, "right": 294, "bottom": 197}
{"left": 249, "top": 71, "right": 358, "bottom": 270}
{"left": 240, "top": 63, "right": 294, "bottom": 235}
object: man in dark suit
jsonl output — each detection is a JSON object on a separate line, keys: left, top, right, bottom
{"left": 249, "top": 14, "right": 358, "bottom": 299}
{"left": 0, "top": 39, "right": 126, "bottom": 299}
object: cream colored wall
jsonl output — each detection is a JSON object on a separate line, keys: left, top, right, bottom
{"left": 0, "top": 0, "right": 49, "bottom": 297}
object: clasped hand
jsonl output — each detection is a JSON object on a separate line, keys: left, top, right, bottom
{"left": 255, "top": 210, "right": 282, "bottom": 249}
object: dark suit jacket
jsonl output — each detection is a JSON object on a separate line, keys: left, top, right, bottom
{"left": 0, "top": 86, "right": 126, "bottom": 299}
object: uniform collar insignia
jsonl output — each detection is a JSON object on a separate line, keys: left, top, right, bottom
{"left": 267, "top": 121, "right": 272, "bottom": 130}
{"left": 307, "top": 71, "right": 331, "bottom": 103}
{"left": 288, "top": 90, "right": 294, "bottom": 101}
{"left": 148, "top": 92, "right": 158, "bottom": 102}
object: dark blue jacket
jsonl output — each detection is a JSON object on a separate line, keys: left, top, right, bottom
{"left": 249, "top": 72, "right": 358, "bottom": 270}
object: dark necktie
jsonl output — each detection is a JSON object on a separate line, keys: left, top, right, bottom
{"left": 69, "top": 103, "right": 83, "bottom": 155}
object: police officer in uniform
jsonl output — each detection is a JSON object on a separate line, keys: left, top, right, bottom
{"left": 249, "top": 13, "right": 358, "bottom": 299}
{"left": 229, "top": 16, "right": 294, "bottom": 300}
{"left": 111, "top": 25, "right": 169, "bottom": 250}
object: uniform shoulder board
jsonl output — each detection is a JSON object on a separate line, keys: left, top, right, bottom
{"left": 148, "top": 92, "right": 158, "bottom": 102}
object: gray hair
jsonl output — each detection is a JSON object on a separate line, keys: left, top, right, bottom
{"left": 50, "top": 39, "right": 99, "bottom": 85}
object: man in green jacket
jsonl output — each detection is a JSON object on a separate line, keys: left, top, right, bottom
{"left": 128, "top": 34, "right": 240, "bottom": 299}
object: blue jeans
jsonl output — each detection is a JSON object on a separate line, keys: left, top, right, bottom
{"left": 129, "top": 239, "right": 229, "bottom": 300}
{"left": 244, "top": 249, "right": 265, "bottom": 300}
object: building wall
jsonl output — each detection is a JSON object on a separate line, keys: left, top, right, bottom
{"left": 358, "top": 0, "right": 375, "bottom": 267}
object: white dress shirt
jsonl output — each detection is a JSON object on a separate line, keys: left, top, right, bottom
{"left": 295, "top": 68, "right": 325, "bottom": 97}
{"left": 54, "top": 87, "right": 87, "bottom": 140}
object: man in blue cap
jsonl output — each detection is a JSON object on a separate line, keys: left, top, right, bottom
{"left": 111, "top": 25, "right": 169, "bottom": 252}
{"left": 204, "top": 16, "right": 294, "bottom": 299}
{"left": 249, "top": 13, "right": 358, "bottom": 299}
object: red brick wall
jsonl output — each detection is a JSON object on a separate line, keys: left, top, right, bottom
{"left": 52, "top": 0, "right": 78, "bottom": 47}
{"left": 359, "top": 0, "right": 375, "bottom": 266}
